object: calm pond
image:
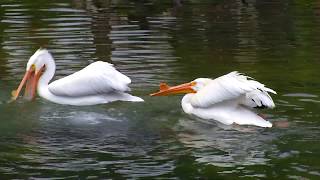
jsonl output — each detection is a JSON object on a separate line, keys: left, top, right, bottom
{"left": 0, "top": 0, "right": 320, "bottom": 179}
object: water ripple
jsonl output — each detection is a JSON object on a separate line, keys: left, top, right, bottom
{"left": 1, "top": 0, "right": 320, "bottom": 179}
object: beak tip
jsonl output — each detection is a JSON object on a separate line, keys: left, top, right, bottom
{"left": 11, "top": 90, "right": 18, "bottom": 100}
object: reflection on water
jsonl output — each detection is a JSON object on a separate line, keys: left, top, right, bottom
{"left": 176, "top": 118, "right": 276, "bottom": 167}
{"left": 2, "top": 2, "right": 96, "bottom": 81}
{"left": 1, "top": 0, "right": 180, "bottom": 87}
{"left": 109, "top": 17, "right": 180, "bottom": 87}
{"left": 0, "top": 0, "right": 320, "bottom": 179}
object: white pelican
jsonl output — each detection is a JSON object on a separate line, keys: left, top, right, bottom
{"left": 12, "top": 48, "right": 143, "bottom": 105}
{"left": 150, "top": 72, "right": 276, "bottom": 127}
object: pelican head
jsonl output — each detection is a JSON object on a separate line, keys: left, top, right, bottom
{"left": 150, "top": 78, "right": 211, "bottom": 96}
{"left": 26, "top": 48, "right": 52, "bottom": 72}
{"left": 191, "top": 78, "right": 211, "bottom": 91}
{"left": 12, "top": 48, "right": 54, "bottom": 100}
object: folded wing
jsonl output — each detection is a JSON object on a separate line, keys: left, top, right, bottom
{"left": 190, "top": 71, "right": 276, "bottom": 108}
{"left": 48, "top": 61, "right": 131, "bottom": 97}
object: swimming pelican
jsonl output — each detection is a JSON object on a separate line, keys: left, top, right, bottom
{"left": 13, "top": 48, "right": 143, "bottom": 105}
{"left": 150, "top": 72, "right": 276, "bottom": 127}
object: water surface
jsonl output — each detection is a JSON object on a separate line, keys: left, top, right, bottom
{"left": 0, "top": 0, "right": 320, "bottom": 179}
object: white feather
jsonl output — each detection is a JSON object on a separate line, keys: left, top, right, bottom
{"left": 191, "top": 71, "right": 276, "bottom": 108}
{"left": 181, "top": 72, "right": 276, "bottom": 128}
{"left": 49, "top": 61, "right": 131, "bottom": 97}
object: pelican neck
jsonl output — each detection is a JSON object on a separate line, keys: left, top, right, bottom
{"left": 38, "top": 58, "right": 56, "bottom": 86}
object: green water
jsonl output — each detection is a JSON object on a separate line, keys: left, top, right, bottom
{"left": 0, "top": 0, "right": 320, "bottom": 179}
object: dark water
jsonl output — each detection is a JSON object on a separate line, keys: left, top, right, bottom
{"left": 0, "top": 0, "right": 320, "bottom": 179}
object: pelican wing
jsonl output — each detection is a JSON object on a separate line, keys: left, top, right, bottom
{"left": 48, "top": 61, "right": 131, "bottom": 97}
{"left": 191, "top": 72, "right": 276, "bottom": 108}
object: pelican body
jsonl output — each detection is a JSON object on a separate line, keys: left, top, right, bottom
{"left": 13, "top": 49, "right": 143, "bottom": 105}
{"left": 151, "top": 72, "right": 276, "bottom": 127}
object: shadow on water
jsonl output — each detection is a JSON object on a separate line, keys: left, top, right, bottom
{"left": 0, "top": 0, "right": 320, "bottom": 179}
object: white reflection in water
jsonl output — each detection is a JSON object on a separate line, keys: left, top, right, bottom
{"left": 40, "top": 110, "right": 123, "bottom": 126}
{"left": 283, "top": 93, "right": 318, "bottom": 98}
{"left": 67, "top": 112, "right": 122, "bottom": 124}
{"left": 175, "top": 118, "right": 276, "bottom": 167}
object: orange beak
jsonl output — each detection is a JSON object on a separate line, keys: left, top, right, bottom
{"left": 12, "top": 65, "right": 45, "bottom": 100}
{"left": 150, "top": 82, "right": 196, "bottom": 96}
